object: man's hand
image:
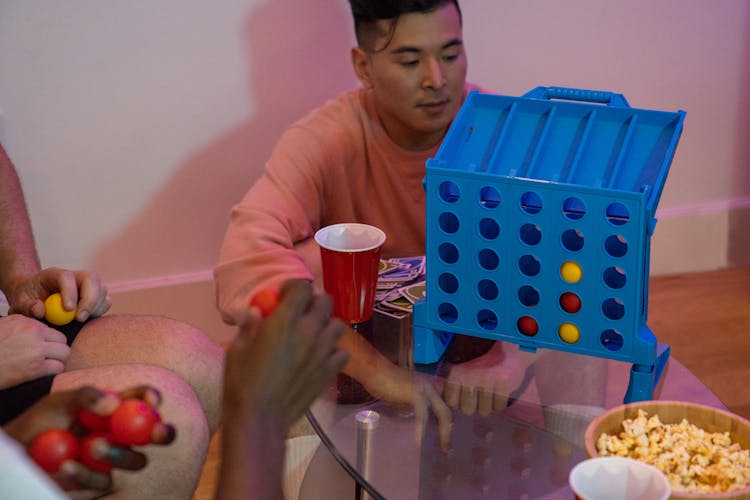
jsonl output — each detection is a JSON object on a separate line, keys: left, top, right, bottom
{"left": 4, "top": 385, "right": 175, "bottom": 494}
{"left": 216, "top": 280, "right": 349, "bottom": 500}
{"left": 443, "top": 342, "right": 534, "bottom": 417}
{"left": 364, "top": 364, "right": 453, "bottom": 452}
{"left": 0, "top": 315, "right": 70, "bottom": 389}
{"left": 222, "top": 279, "right": 349, "bottom": 432}
{"left": 7, "top": 267, "right": 111, "bottom": 323}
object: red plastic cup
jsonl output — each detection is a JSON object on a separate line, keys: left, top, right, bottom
{"left": 315, "top": 223, "right": 386, "bottom": 324}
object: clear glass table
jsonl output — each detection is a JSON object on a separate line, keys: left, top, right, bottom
{"left": 301, "top": 313, "right": 724, "bottom": 500}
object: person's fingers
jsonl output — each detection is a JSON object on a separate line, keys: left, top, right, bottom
{"left": 29, "top": 300, "right": 46, "bottom": 319}
{"left": 77, "top": 388, "right": 120, "bottom": 418}
{"left": 327, "top": 348, "right": 350, "bottom": 375}
{"left": 315, "top": 317, "right": 345, "bottom": 354}
{"left": 412, "top": 386, "right": 428, "bottom": 449}
{"left": 150, "top": 421, "right": 177, "bottom": 446}
{"left": 58, "top": 459, "right": 113, "bottom": 493}
{"left": 42, "top": 340, "right": 71, "bottom": 363}
{"left": 478, "top": 387, "right": 494, "bottom": 417}
{"left": 304, "top": 291, "right": 334, "bottom": 326}
{"left": 277, "top": 279, "right": 314, "bottom": 319}
{"left": 88, "top": 437, "right": 148, "bottom": 470}
{"left": 235, "top": 305, "right": 262, "bottom": 330}
{"left": 37, "top": 358, "right": 66, "bottom": 378}
{"left": 75, "top": 274, "right": 104, "bottom": 321}
{"left": 116, "top": 385, "right": 162, "bottom": 408}
{"left": 493, "top": 391, "right": 510, "bottom": 412}
{"left": 424, "top": 384, "right": 453, "bottom": 453}
{"left": 459, "top": 385, "right": 478, "bottom": 415}
{"left": 40, "top": 269, "right": 79, "bottom": 311}
{"left": 43, "top": 327, "right": 68, "bottom": 344}
{"left": 8, "top": 295, "right": 44, "bottom": 318}
{"left": 443, "top": 380, "right": 460, "bottom": 409}
{"left": 5, "top": 387, "right": 102, "bottom": 444}
{"left": 89, "top": 293, "right": 112, "bottom": 318}
{"left": 71, "top": 385, "right": 117, "bottom": 411}
{"left": 282, "top": 322, "right": 348, "bottom": 416}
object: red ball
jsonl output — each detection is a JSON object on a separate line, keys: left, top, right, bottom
{"left": 30, "top": 428, "right": 79, "bottom": 474}
{"left": 78, "top": 432, "right": 113, "bottom": 473}
{"left": 249, "top": 288, "right": 280, "bottom": 318}
{"left": 559, "top": 292, "right": 582, "bottom": 313}
{"left": 109, "top": 399, "right": 161, "bottom": 446}
{"left": 77, "top": 409, "right": 111, "bottom": 433}
{"left": 77, "top": 388, "right": 118, "bottom": 432}
{"left": 517, "top": 316, "right": 539, "bottom": 336}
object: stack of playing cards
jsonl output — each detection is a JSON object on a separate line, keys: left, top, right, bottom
{"left": 374, "top": 256, "right": 426, "bottom": 319}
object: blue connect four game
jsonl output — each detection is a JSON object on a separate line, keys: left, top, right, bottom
{"left": 413, "top": 86, "right": 686, "bottom": 403}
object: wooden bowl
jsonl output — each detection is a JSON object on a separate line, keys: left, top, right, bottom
{"left": 584, "top": 401, "right": 750, "bottom": 499}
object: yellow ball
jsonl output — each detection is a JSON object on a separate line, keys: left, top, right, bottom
{"left": 44, "top": 293, "right": 76, "bottom": 326}
{"left": 558, "top": 322, "right": 580, "bottom": 344}
{"left": 560, "top": 261, "right": 583, "bottom": 283}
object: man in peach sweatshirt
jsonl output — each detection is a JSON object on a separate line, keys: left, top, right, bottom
{"left": 216, "top": 0, "right": 529, "bottom": 445}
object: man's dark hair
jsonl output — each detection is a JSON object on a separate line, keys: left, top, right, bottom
{"left": 348, "top": 0, "right": 462, "bottom": 51}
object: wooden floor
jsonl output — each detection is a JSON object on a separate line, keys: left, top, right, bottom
{"left": 191, "top": 266, "right": 750, "bottom": 499}
{"left": 646, "top": 266, "right": 750, "bottom": 420}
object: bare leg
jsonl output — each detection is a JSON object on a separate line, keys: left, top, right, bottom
{"left": 52, "top": 364, "right": 210, "bottom": 499}
{"left": 64, "top": 314, "right": 224, "bottom": 431}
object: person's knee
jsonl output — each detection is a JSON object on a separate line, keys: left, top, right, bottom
{"left": 52, "top": 364, "right": 211, "bottom": 498}
{"left": 67, "top": 315, "right": 224, "bottom": 431}
{"left": 69, "top": 314, "right": 224, "bottom": 377}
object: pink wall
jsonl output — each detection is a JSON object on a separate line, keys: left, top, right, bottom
{"left": 89, "top": 1, "right": 358, "bottom": 284}
{"left": 0, "top": 0, "right": 748, "bottom": 293}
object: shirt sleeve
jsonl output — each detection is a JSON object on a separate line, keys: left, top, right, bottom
{"left": 214, "top": 124, "right": 332, "bottom": 325}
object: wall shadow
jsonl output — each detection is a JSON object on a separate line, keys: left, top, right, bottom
{"left": 727, "top": 4, "right": 750, "bottom": 268}
{"left": 90, "top": 0, "right": 358, "bottom": 283}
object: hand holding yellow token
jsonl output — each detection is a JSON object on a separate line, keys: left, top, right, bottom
{"left": 44, "top": 293, "right": 77, "bottom": 326}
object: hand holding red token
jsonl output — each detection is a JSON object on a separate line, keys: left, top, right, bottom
{"left": 26, "top": 386, "right": 169, "bottom": 481}
{"left": 249, "top": 288, "right": 280, "bottom": 318}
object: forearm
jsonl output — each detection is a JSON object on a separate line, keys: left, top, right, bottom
{"left": 338, "top": 324, "right": 401, "bottom": 398}
{"left": 215, "top": 412, "right": 286, "bottom": 500}
{"left": 0, "top": 144, "right": 40, "bottom": 298}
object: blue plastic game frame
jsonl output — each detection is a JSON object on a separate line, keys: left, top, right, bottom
{"left": 413, "top": 86, "right": 686, "bottom": 403}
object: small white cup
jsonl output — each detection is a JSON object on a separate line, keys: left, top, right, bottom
{"left": 569, "top": 456, "right": 671, "bottom": 500}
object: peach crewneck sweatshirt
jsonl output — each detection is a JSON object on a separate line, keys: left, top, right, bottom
{"left": 215, "top": 84, "right": 479, "bottom": 324}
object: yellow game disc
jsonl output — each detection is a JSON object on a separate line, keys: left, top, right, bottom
{"left": 560, "top": 261, "right": 583, "bottom": 283}
{"left": 44, "top": 293, "right": 76, "bottom": 326}
{"left": 558, "top": 322, "right": 580, "bottom": 344}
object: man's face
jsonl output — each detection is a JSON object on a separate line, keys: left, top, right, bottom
{"left": 353, "top": 3, "right": 467, "bottom": 151}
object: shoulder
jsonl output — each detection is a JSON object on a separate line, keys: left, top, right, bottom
{"left": 291, "top": 89, "right": 367, "bottom": 136}
{"left": 274, "top": 89, "right": 369, "bottom": 161}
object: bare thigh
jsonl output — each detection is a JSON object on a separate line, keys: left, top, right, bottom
{"left": 65, "top": 314, "right": 225, "bottom": 431}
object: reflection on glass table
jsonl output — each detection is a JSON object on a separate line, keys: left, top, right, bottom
{"left": 301, "top": 313, "right": 724, "bottom": 500}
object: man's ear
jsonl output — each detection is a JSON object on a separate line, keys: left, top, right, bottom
{"left": 351, "top": 46, "right": 373, "bottom": 89}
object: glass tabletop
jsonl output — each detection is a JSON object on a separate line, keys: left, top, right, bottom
{"left": 305, "top": 312, "right": 725, "bottom": 499}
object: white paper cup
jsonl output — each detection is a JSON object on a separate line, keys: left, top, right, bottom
{"left": 569, "top": 457, "right": 671, "bottom": 500}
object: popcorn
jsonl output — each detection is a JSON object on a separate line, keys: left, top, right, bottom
{"left": 596, "top": 409, "right": 750, "bottom": 493}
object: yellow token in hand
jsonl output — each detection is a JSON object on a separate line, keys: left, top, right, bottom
{"left": 44, "top": 293, "right": 76, "bottom": 326}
